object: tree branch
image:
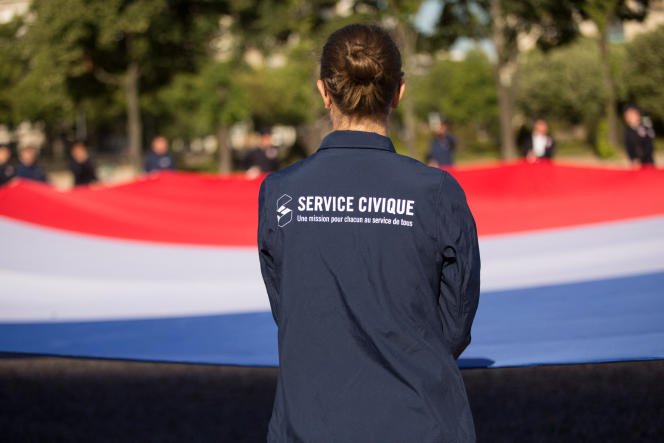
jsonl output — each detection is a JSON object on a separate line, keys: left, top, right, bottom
{"left": 93, "top": 66, "right": 123, "bottom": 86}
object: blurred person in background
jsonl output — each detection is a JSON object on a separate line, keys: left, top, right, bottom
{"left": 15, "top": 145, "right": 47, "bottom": 183}
{"left": 427, "top": 119, "right": 456, "bottom": 167}
{"left": 69, "top": 141, "right": 97, "bottom": 186}
{"left": 245, "top": 129, "right": 279, "bottom": 178}
{"left": 523, "top": 118, "right": 555, "bottom": 162}
{"left": 623, "top": 105, "right": 655, "bottom": 167}
{"left": 0, "top": 143, "right": 15, "bottom": 185}
{"left": 144, "top": 135, "right": 175, "bottom": 173}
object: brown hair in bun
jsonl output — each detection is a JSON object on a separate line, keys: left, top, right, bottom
{"left": 320, "top": 24, "right": 403, "bottom": 119}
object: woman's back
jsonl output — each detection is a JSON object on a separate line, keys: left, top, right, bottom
{"left": 259, "top": 130, "right": 479, "bottom": 442}
{"left": 258, "top": 24, "right": 480, "bottom": 443}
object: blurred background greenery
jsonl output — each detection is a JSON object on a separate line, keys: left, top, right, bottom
{"left": 0, "top": 0, "right": 663, "bottom": 179}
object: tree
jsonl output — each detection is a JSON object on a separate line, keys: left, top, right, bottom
{"left": 0, "top": 18, "right": 28, "bottom": 125}
{"left": 411, "top": 50, "right": 498, "bottom": 152}
{"left": 575, "top": 0, "right": 650, "bottom": 150}
{"left": 515, "top": 38, "right": 608, "bottom": 147}
{"left": 384, "top": 1, "right": 427, "bottom": 158}
{"left": 25, "top": 0, "right": 222, "bottom": 168}
{"left": 236, "top": 0, "right": 456, "bottom": 158}
{"left": 0, "top": 16, "right": 75, "bottom": 129}
{"left": 624, "top": 24, "right": 664, "bottom": 126}
{"left": 154, "top": 60, "right": 251, "bottom": 173}
{"left": 153, "top": 1, "right": 327, "bottom": 171}
{"left": 491, "top": 0, "right": 581, "bottom": 159}
{"left": 434, "top": 0, "right": 580, "bottom": 159}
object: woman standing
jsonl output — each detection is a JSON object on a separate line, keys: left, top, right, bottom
{"left": 258, "top": 24, "right": 480, "bottom": 442}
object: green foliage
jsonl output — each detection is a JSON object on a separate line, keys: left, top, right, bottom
{"left": 624, "top": 24, "right": 664, "bottom": 125}
{"left": 151, "top": 60, "right": 250, "bottom": 139}
{"left": 2, "top": 0, "right": 225, "bottom": 138}
{"left": 4, "top": 0, "right": 658, "bottom": 164}
{"left": 239, "top": 46, "right": 320, "bottom": 126}
{"left": 154, "top": 42, "right": 320, "bottom": 139}
{"left": 515, "top": 38, "right": 608, "bottom": 127}
{"left": 410, "top": 50, "right": 498, "bottom": 147}
{"left": 578, "top": 0, "right": 650, "bottom": 31}
{"left": 432, "top": 0, "right": 581, "bottom": 52}
{"left": 595, "top": 118, "right": 618, "bottom": 158}
{"left": 0, "top": 16, "right": 76, "bottom": 124}
{"left": 66, "top": 0, "right": 221, "bottom": 87}
{"left": 0, "top": 20, "right": 22, "bottom": 124}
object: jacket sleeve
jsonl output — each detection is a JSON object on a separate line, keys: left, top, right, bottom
{"left": 257, "top": 178, "right": 281, "bottom": 325}
{"left": 426, "top": 140, "right": 435, "bottom": 162}
{"left": 545, "top": 137, "right": 556, "bottom": 159}
{"left": 436, "top": 172, "right": 481, "bottom": 359}
{"left": 624, "top": 130, "right": 639, "bottom": 161}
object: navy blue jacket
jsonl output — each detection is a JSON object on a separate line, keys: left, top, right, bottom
{"left": 69, "top": 158, "right": 97, "bottom": 186}
{"left": 258, "top": 130, "right": 480, "bottom": 443}
{"left": 0, "top": 162, "right": 15, "bottom": 185}
{"left": 15, "top": 162, "right": 47, "bottom": 183}
{"left": 624, "top": 125, "right": 655, "bottom": 165}
{"left": 144, "top": 152, "right": 175, "bottom": 173}
{"left": 428, "top": 133, "right": 456, "bottom": 166}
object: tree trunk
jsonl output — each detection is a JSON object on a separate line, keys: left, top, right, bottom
{"left": 51, "top": 131, "right": 66, "bottom": 162}
{"left": 218, "top": 126, "right": 232, "bottom": 174}
{"left": 495, "top": 64, "right": 517, "bottom": 160}
{"left": 125, "top": 61, "right": 142, "bottom": 170}
{"left": 491, "top": 0, "right": 517, "bottom": 160}
{"left": 395, "top": 21, "right": 418, "bottom": 158}
{"left": 400, "top": 86, "right": 418, "bottom": 158}
{"left": 597, "top": 25, "right": 620, "bottom": 150}
{"left": 76, "top": 107, "right": 87, "bottom": 142}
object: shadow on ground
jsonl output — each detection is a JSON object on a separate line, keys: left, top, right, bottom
{"left": 0, "top": 354, "right": 662, "bottom": 442}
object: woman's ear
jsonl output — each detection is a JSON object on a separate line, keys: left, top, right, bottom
{"left": 391, "top": 80, "right": 406, "bottom": 109}
{"left": 317, "top": 79, "right": 332, "bottom": 110}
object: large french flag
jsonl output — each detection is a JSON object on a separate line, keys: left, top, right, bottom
{"left": 1, "top": 162, "right": 663, "bottom": 368}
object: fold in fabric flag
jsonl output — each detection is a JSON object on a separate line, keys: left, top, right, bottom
{"left": 1, "top": 162, "right": 663, "bottom": 367}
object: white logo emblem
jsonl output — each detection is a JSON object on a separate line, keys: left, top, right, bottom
{"left": 277, "top": 194, "right": 293, "bottom": 227}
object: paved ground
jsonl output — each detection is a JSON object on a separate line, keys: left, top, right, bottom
{"left": 0, "top": 355, "right": 662, "bottom": 442}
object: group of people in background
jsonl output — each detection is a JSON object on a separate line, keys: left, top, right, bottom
{"left": 427, "top": 104, "right": 655, "bottom": 168}
{"left": 426, "top": 117, "right": 557, "bottom": 168}
{"left": 0, "top": 107, "right": 657, "bottom": 188}
{"left": 0, "top": 130, "right": 281, "bottom": 187}
{"left": 0, "top": 144, "right": 48, "bottom": 185}
{"left": 426, "top": 116, "right": 556, "bottom": 168}
{"left": 0, "top": 141, "right": 96, "bottom": 187}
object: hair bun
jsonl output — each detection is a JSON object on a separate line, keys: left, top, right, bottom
{"left": 345, "top": 44, "right": 381, "bottom": 85}
{"left": 320, "top": 24, "right": 402, "bottom": 117}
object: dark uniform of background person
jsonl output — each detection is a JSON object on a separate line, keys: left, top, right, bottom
{"left": 623, "top": 105, "right": 655, "bottom": 166}
{"left": 427, "top": 119, "right": 456, "bottom": 167}
{"left": 69, "top": 142, "right": 98, "bottom": 186}
{"left": 245, "top": 130, "right": 280, "bottom": 177}
{"left": 522, "top": 118, "right": 555, "bottom": 161}
{"left": 258, "top": 24, "right": 480, "bottom": 443}
{"left": 0, "top": 143, "right": 15, "bottom": 185}
{"left": 15, "top": 145, "right": 47, "bottom": 183}
{"left": 144, "top": 135, "right": 175, "bottom": 173}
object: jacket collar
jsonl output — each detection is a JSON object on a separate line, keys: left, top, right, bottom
{"left": 318, "top": 130, "right": 396, "bottom": 153}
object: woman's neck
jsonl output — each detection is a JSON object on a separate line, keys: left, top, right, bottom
{"left": 331, "top": 111, "right": 388, "bottom": 136}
